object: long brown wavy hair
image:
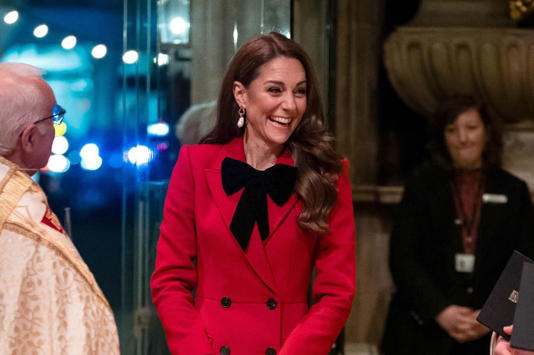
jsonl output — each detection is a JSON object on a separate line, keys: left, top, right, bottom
{"left": 200, "top": 32, "right": 342, "bottom": 233}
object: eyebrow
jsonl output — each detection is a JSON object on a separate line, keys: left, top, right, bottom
{"left": 263, "top": 80, "right": 307, "bottom": 86}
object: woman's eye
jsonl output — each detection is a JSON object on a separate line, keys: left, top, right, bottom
{"left": 295, "top": 87, "right": 307, "bottom": 96}
{"left": 267, "top": 87, "right": 282, "bottom": 94}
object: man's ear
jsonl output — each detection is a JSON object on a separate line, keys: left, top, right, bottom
{"left": 233, "top": 81, "right": 247, "bottom": 108}
{"left": 19, "top": 124, "right": 38, "bottom": 153}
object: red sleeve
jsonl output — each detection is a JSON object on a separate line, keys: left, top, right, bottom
{"left": 150, "top": 146, "right": 214, "bottom": 354}
{"left": 280, "top": 159, "right": 356, "bottom": 354}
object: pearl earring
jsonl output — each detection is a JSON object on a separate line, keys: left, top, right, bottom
{"left": 237, "top": 107, "right": 246, "bottom": 128}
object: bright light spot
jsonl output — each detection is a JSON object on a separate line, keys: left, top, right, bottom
{"left": 51, "top": 136, "right": 69, "bottom": 155}
{"left": 233, "top": 24, "right": 238, "bottom": 48}
{"left": 33, "top": 24, "right": 48, "bottom": 38}
{"left": 91, "top": 44, "right": 107, "bottom": 59}
{"left": 80, "top": 143, "right": 100, "bottom": 161}
{"left": 122, "top": 50, "right": 139, "bottom": 64}
{"left": 127, "top": 145, "right": 153, "bottom": 166}
{"left": 47, "top": 154, "right": 70, "bottom": 173}
{"left": 54, "top": 122, "right": 67, "bottom": 136}
{"left": 157, "top": 53, "right": 169, "bottom": 66}
{"left": 147, "top": 122, "right": 170, "bottom": 137}
{"left": 3, "top": 10, "right": 19, "bottom": 25}
{"left": 81, "top": 156, "right": 102, "bottom": 171}
{"left": 61, "top": 35, "right": 77, "bottom": 50}
{"left": 170, "top": 17, "right": 189, "bottom": 35}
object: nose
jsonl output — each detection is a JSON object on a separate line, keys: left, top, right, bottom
{"left": 457, "top": 127, "right": 468, "bottom": 143}
{"left": 281, "top": 92, "right": 297, "bottom": 113}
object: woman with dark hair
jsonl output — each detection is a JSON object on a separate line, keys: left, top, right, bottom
{"left": 381, "top": 95, "right": 534, "bottom": 355}
{"left": 151, "top": 32, "right": 355, "bottom": 355}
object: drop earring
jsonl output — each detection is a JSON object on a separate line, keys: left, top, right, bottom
{"left": 237, "top": 107, "right": 245, "bottom": 128}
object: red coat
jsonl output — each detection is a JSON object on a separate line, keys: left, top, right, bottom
{"left": 151, "top": 137, "right": 356, "bottom": 355}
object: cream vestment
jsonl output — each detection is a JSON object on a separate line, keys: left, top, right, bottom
{"left": 0, "top": 156, "right": 119, "bottom": 354}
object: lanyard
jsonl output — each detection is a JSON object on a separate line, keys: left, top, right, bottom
{"left": 450, "top": 173, "right": 485, "bottom": 252}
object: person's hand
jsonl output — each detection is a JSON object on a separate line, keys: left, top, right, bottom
{"left": 468, "top": 309, "right": 491, "bottom": 339}
{"left": 435, "top": 306, "right": 489, "bottom": 343}
{"left": 494, "top": 326, "right": 534, "bottom": 355}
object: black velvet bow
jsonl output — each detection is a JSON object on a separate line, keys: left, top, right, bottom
{"left": 221, "top": 157, "right": 297, "bottom": 251}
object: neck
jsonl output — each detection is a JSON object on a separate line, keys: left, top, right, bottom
{"left": 3, "top": 151, "right": 37, "bottom": 176}
{"left": 242, "top": 133, "right": 283, "bottom": 170}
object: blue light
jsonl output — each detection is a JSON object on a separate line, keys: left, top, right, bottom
{"left": 109, "top": 152, "right": 124, "bottom": 169}
{"left": 147, "top": 122, "right": 170, "bottom": 137}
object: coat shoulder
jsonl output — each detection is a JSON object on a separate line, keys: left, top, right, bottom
{"left": 179, "top": 144, "right": 224, "bottom": 169}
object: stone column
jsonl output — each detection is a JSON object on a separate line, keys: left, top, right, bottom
{"left": 335, "top": 0, "right": 393, "bottom": 347}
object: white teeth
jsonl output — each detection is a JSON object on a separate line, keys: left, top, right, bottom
{"left": 270, "top": 116, "right": 291, "bottom": 124}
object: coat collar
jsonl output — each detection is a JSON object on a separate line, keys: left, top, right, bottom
{"left": 204, "top": 137, "right": 298, "bottom": 293}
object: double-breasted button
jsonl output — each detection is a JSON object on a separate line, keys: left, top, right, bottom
{"left": 266, "top": 347, "right": 276, "bottom": 355}
{"left": 266, "top": 298, "right": 277, "bottom": 310}
{"left": 220, "top": 345, "right": 231, "bottom": 355}
{"left": 221, "top": 297, "right": 232, "bottom": 308}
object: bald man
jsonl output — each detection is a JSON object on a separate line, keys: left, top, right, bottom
{"left": 0, "top": 63, "right": 119, "bottom": 354}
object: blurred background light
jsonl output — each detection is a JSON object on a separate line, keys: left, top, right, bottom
{"left": 156, "top": 142, "right": 168, "bottom": 151}
{"left": 33, "top": 24, "right": 49, "bottom": 38}
{"left": 51, "top": 136, "right": 69, "bottom": 155}
{"left": 91, "top": 44, "right": 107, "bottom": 59}
{"left": 170, "top": 16, "right": 189, "bottom": 35}
{"left": 47, "top": 154, "right": 70, "bottom": 173}
{"left": 81, "top": 155, "right": 103, "bottom": 171}
{"left": 233, "top": 24, "right": 238, "bottom": 49}
{"left": 147, "top": 122, "right": 169, "bottom": 137}
{"left": 122, "top": 50, "right": 138, "bottom": 64}
{"left": 54, "top": 122, "right": 67, "bottom": 136}
{"left": 61, "top": 35, "right": 77, "bottom": 50}
{"left": 3, "top": 10, "right": 19, "bottom": 25}
{"left": 157, "top": 53, "right": 169, "bottom": 66}
{"left": 80, "top": 143, "right": 100, "bottom": 161}
{"left": 127, "top": 145, "right": 153, "bottom": 166}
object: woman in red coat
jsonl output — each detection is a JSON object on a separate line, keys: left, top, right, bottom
{"left": 151, "top": 32, "right": 356, "bottom": 355}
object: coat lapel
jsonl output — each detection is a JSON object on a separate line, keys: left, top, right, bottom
{"left": 264, "top": 150, "right": 299, "bottom": 244}
{"left": 204, "top": 137, "right": 298, "bottom": 293}
{"left": 475, "top": 170, "right": 500, "bottom": 268}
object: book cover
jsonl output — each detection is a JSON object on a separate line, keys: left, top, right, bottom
{"left": 510, "top": 262, "right": 534, "bottom": 351}
{"left": 476, "top": 250, "right": 533, "bottom": 340}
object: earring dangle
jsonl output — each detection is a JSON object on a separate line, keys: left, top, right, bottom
{"left": 237, "top": 107, "right": 245, "bottom": 128}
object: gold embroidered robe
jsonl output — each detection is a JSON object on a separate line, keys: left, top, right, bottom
{"left": 0, "top": 156, "right": 119, "bottom": 354}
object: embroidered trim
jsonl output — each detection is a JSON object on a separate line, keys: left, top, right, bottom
{"left": 0, "top": 170, "right": 33, "bottom": 231}
{"left": 3, "top": 221, "right": 111, "bottom": 310}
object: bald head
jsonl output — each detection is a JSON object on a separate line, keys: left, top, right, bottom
{"left": 0, "top": 63, "right": 57, "bottom": 173}
{"left": 0, "top": 63, "right": 56, "bottom": 156}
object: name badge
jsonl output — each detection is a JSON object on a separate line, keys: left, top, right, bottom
{"left": 455, "top": 253, "right": 475, "bottom": 273}
{"left": 482, "top": 193, "right": 508, "bottom": 204}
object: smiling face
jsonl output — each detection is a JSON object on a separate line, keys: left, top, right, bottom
{"left": 444, "top": 108, "right": 487, "bottom": 169}
{"left": 234, "top": 56, "right": 307, "bottom": 152}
